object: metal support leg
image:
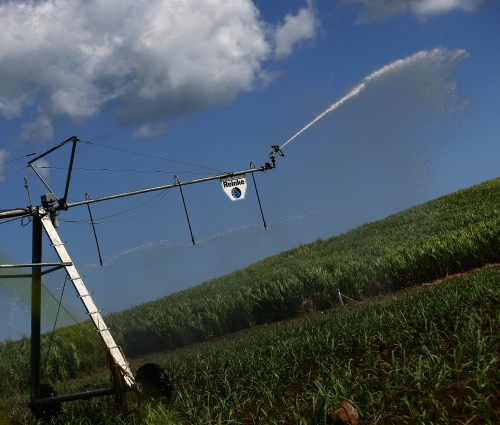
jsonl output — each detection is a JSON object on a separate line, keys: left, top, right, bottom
{"left": 31, "top": 210, "right": 42, "bottom": 402}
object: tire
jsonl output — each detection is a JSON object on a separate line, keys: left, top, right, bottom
{"left": 30, "top": 383, "right": 62, "bottom": 422}
{"left": 135, "top": 363, "right": 173, "bottom": 402}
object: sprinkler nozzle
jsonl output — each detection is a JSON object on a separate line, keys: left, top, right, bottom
{"left": 267, "top": 145, "right": 284, "bottom": 170}
{"left": 270, "top": 145, "right": 284, "bottom": 157}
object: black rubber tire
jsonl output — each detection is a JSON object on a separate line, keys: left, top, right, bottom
{"left": 30, "top": 383, "right": 62, "bottom": 422}
{"left": 135, "top": 363, "right": 173, "bottom": 402}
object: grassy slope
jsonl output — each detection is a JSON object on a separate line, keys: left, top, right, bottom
{"left": 161, "top": 267, "right": 500, "bottom": 424}
{"left": 102, "top": 177, "right": 500, "bottom": 356}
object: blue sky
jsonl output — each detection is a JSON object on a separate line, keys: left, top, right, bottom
{"left": 1, "top": 0, "right": 499, "bottom": 341}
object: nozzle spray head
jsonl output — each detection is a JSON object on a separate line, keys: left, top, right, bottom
{"left": 270, "top": 145, "right": 284, "bottom": 157}
{"left": 267, "top": 145, "right": 284, "bottom": 170}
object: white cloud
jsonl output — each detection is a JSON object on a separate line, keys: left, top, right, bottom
{"left": 133, "top": 122, "right": 168, "bottom": 138}
{"left": 274, "top": 1, "right": 319, "bottom": 60}
{"left": 20, "top": 116, "right": 54, "bottom": 143}
{"left": 0, "top": 0, "right": 320, "bottom": 142}
{"left": 0, "top": 149, "right": 7, "bottom": 182}
{"left": 347, "top": 0, "right": 484, "bottom": 22}
{"left": 412, "top": 0, "right": 483, "bottom": 18}
{"left": 30, "top": 158, "right": 51, "bottom": 184}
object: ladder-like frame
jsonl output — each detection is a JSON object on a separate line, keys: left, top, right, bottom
{"left": 40, "top": 207, "right": 134, "bottom": 388}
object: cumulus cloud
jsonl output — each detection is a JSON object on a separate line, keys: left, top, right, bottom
{"left": 274, "top": 0, "right": 319, "bottom": 60}
{"left": 0, "top": 0, "right": 318, "bottom": 143}
{"left": 347, "top": 0, "right": 484, "bottom": 22}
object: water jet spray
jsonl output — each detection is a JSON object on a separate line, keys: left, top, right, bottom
{"left": 280, "top": 48, "right": 468, "bottom": 151}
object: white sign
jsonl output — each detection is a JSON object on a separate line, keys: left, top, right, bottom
{"left": 221, "top": 176, "right": 247, "bottom": 201}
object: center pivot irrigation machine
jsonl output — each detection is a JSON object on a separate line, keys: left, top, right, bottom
{"left": 0, "top": 136, "right": 284, "bottom": 419}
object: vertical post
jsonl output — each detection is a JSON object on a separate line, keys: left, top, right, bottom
{"left": 31, "top": 209, "right": 42, "bottom": 402}
{"left": 63, "top": 137, "right": 78, "bottom": 203}
{"left": 175, "top": 176, "right": 195, "bottom": 245}
{"left": 336, "top": 288, "right": 344, "bottom": 307}
{"left": 250, "top": 162, "right": 267, "bottom": 229}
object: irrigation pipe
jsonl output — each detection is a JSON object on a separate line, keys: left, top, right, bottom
{"left": 340, "top": 293, "right": 357, "bottom": 303}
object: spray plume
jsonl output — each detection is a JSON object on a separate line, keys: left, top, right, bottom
{"left": 280, "top": 48, "right": 468, "bottom": 150}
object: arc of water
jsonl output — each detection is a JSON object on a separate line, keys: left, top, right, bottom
{"left": 280, "top": 82, "right": 365, "bottom": 150}
{"left": 279, "top": 48, "right": 467, "bottom": 151}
